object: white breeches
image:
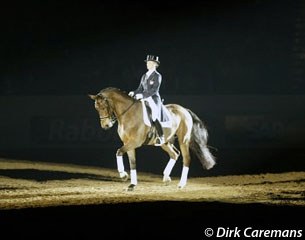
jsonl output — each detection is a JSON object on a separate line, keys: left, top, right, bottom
{"left": 144, "top": 97, "right": 160, "bottom": 121}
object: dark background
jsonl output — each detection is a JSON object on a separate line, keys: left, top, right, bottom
{"left": 1, "top": 0, "right": 305, "bottom": 177}
{"left": 2, "top": 0, "right": 304, "bottom": 95}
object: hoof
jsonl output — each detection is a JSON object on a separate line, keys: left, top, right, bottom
{"left": 163, "top": 175, "right": 171, "bottom": 186}
{"left": 127, "top": 184, "right": 136, "bottom": 191}
{"left": 119, "top": 171, "right": 129, "bottom": 182}
{"left": 177, "top": 182, "right": 187, "bottom": 189}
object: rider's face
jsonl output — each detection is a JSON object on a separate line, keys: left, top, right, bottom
{"left": 146, "top": 61, "right": 157, "bottom": 70}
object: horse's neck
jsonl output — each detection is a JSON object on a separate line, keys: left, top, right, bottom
{"left": 107, "top": 91, "right": 135, "bottom": 118}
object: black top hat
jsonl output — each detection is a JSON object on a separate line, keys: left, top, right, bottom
{"left": 144, "top": 55, "right": 160, "bottom": 65}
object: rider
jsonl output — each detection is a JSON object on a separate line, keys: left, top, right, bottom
{"left": 128, "top": 55, "right": 165, "bottom": 146}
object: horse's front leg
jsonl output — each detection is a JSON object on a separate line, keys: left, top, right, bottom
{"left": 126, "top": 149, "right": 137, "bottom": 191}
{"left": 116, "top": 152, "right": 129, "bottom": 182}
{"left": 116, "top": 144, "right": 138, "bottom": 191}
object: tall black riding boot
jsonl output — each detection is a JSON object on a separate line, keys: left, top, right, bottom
{"left": 154, "top": 119, "right": 165, "bottom": 145}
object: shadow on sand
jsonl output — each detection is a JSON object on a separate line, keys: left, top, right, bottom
{"left": 0, "top": 169, "right": 119, "bottom": 182}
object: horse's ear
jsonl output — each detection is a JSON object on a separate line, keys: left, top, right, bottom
{"left": 88, "top": 94, "right": 97, "bottom": 100}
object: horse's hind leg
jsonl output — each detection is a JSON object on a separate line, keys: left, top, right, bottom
{"left": 177, "top": 142, "right": 191, "bottom": 188}
{"left": 161, "top": 143, "right": 180, "bottom": 185}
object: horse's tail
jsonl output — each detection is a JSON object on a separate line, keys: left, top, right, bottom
{"left": 188, "top": 109, "right": 216, "bottom": 170}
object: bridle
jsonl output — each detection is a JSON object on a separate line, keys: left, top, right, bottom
{"left": 97, "top": 93, "right": 136, "bottom": 124}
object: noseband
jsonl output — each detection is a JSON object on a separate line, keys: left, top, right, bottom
{"left": 97, "top": 94, "right": 117, "bottom": 123}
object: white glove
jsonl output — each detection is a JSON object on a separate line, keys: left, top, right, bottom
{"left": 128, "top": 91, "right": 134, "bottom": 97}
{"left": 135, "top": 94, "right": 143, "bottom": 100}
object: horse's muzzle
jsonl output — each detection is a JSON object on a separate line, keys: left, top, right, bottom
{"left": 101, "top": 122, "right": 114, "bottom": 130}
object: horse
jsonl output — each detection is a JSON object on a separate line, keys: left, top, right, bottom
{"left": 88, "top": 87, "right": 216, "bottom": 191}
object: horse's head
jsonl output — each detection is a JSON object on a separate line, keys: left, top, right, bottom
{"left": 88, "top": 93, "right": 116, "bottom": 130}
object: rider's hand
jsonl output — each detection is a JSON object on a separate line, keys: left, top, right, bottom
{"left": 128, "top": 91, "right": 134, "bottom": 97}
{"left": 135, "top": 94, "right": 143, "bottom": 100}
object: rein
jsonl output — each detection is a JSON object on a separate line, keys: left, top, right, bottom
{"left": 114, "top": 100, "right": 137, "bottom": 120}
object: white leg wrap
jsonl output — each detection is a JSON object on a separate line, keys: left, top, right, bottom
{"left": 178, "top": 166, "right": 189, "bottom": 187}
{"left": 116, "top": 155, "right": 124, "bottom": 173}
{"left": 130, "top": 169, "right": 137, "bottom": 185}
{"left": 163, "top": 159, "right": 176, "bottom": 177}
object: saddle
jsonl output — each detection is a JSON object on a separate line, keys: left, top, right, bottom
{"left": 139, "top": 100, "right": 172, "bottom": 145}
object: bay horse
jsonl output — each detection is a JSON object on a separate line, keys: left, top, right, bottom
{"left": 89, "top": 87, "right": 216, "bottom": 191}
